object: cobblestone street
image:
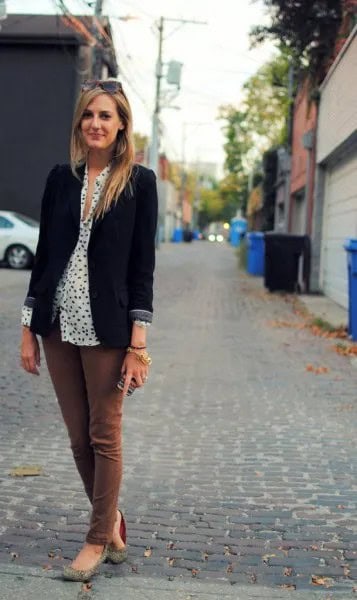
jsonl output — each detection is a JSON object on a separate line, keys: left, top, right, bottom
{"left": 0, "top": 242, "right": 356, "bottom": 597}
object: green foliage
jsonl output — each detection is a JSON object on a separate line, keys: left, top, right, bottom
{"left": 133, "top": 132, "right": 148, "bottom": 152}
{"left": 250, "top": 0, "right": 344, "bottom": 84}
{"left": 242, "top": 52, "right": 291, "bottom": 147}
{"left": 218, "top": 51, "right": 290, "bottom": 218}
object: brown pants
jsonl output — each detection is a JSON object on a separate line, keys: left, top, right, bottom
{"left": 42, "top": 324, "right": 125, "bottom": 545}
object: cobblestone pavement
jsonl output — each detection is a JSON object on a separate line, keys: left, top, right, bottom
{"left": 0, "top": 242, "right": 356, "bottom": 597}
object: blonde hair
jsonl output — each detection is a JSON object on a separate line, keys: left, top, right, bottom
{"left": 70, "top": 84, "right": 135, "bottom": 219}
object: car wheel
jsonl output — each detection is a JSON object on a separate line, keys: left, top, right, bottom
{"left": 5, "top": 245, "right": 33, "bottom": 269}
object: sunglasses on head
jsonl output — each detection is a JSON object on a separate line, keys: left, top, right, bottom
{"left": 81, "top": 79, "right": 123, "bottom": 94}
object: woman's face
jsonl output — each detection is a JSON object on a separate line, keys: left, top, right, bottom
{"left": 80, "top": 94, "right": 124, "bottom": 153}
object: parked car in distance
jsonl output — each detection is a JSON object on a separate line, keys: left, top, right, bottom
{"left": 0, "top": 210, "right": 39, "bottom": 269}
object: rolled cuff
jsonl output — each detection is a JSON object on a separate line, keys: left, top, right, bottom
{"left": 22, "top": 305, "right": 33, "bottom": 327}
{"left": 129, "top": 309, "right": 153, "bottom": 323}
{"left": 24, "top": 296, "right": 36, "bottom": 308}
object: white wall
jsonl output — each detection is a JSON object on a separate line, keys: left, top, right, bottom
{"left": 317, "top": 28, "right": 357, "bottom": 164}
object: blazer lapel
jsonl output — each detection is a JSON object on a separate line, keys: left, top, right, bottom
{"left": 68, "top": 164, "right": 85, "bottom": 229}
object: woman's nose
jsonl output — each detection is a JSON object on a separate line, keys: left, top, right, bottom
{"left": 91, "top": 115, "right": 100, "bottom": 129}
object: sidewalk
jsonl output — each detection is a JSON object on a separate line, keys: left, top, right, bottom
{"left": 299, "top": 294, "right": 348, "bottom": 330}
{"left": 0, "top": 563, "right": 346, "bottom": 600}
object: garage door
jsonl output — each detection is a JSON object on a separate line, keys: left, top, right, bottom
{"left": 321, "top": 151, "right": 357, "bottom": 308}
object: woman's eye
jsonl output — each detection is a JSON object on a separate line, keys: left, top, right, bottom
{"left": 82, "top": 112, "right": 92, "bottom": 118}
{"left": 101, "top": 114, "right": 111, "bottom": 119}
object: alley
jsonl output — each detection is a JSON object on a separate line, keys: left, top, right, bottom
{"left": 0, "top": 242, "right": 356, "bottom": 596}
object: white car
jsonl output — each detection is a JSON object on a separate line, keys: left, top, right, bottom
{"left": 0, "top": 210, "right": 39, "bottom": 269}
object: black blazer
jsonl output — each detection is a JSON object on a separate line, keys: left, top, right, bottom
{"left": 24, "top": 163, "right": 158, "bottom": 347}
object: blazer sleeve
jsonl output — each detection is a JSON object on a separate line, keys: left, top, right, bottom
{"left": 23, "top": 165, "right": 59, "bottom": 312}
{"left": 127, "top": 168, "right": 158, "bottom": 323}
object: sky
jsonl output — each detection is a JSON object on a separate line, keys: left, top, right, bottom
{"left": 6, "top": 0, "right": 276, "bottom": 173}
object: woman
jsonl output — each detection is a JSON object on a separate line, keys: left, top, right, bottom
{"left": 20, "top": 79, "right": 158, "bottom": 581}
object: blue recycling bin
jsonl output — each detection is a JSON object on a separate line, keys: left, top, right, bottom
{"left": 344, "top": 239, "right": 357, "bottom": 341}
{"left": 230, "top": 217, "right": 247, "bottom": 247}
{"left": 247, "top": 232, "right": 265, "bottom": 276}
{"left": 172, "top": 228, "right": 183, "bottom": 243}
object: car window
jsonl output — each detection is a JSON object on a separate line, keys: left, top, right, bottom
{"left": 0, "top": 216, "right": 14, "bottom": 229}
{"left": 14, "top": 213, "right": 39, "bottom": 227}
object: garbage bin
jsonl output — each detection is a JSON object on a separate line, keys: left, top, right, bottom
{"left": 344, "top": 238, "right": 357, "bottom": 341}
{"left": 264, "top": 233, "right": 310, "bottom": 293}
{"left": 247, "top": 232, "right": 265, "bottom": 276}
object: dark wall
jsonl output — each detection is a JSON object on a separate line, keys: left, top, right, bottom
{"left": 0, "top": 44, "right": 79, "bottom": 219}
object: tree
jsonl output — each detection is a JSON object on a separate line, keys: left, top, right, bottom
{"left": 242, "top": 51, "right": 290, "bottom": 147}
{"left": 133, "top": 132, "right": 149, "bottom": 153}
{"left": 250, "top": 0, "right": 344, "bottom": 85}
{"left": 218, "top": 51, "right": 290, "bottom": 217}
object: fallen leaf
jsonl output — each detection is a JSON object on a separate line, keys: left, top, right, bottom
{"left": 166, "top": 541, "right": 175, "bottom": 550}
{"left": 144, "top": 546, "right": 152, "bottom": 558}
{"left": 82, "top": 582, "right": 92, "bottom": 592}
{"left": 262, "top": 553, "right": 276, "bottom": 563}
{"left": 284, "top": 567, "right": 293, "bottom": 576}
{"left": 167, "top": 557, "right": 175, "bottom": 567}
{"left": 191, "top": 568, "right": 199, "bottom": 577}
{"left": 131, "top": 564, "right": 138, "bottom": 573}
{"left": 42, "top": 564, "right": 52, "bottom": 571}
{"left": 202, "top": 552, "right": 209, "bottom": 561}
{"left": 279, "top": 584, "right": 296, "bottom": 590}
{"left": 226, "top": 563, "right": 233, "bottom": 574}
{"left": 255, "top": 471, "right": 263, "bottom": 477}
{"left": 224, "top": 545, "right": 237, "bottom": 556}
{"left": 9, "top": 465, "right": 43, "bottom": 477}
{"left": 312, "top": 575, "right": 334, "bottom": 587}
{"left": 343, "top": 566, "right": 351, "bottom": 577}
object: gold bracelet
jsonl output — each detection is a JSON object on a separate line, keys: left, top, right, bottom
{"left": 126, "top": 346, "right": 152, "bottom": 366}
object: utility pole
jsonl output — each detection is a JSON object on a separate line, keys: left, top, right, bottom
{"left": 92, "top": 0, "right": 104, "bottom": 79}
{"left": 148, "top": 16, "right": 164, "bottom": 176}
{"left": 148, "top": 16, "right": 207, "bottom": 176}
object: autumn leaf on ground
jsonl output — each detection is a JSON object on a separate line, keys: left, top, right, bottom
{"left": 305, "top": 364, "right": 330, "bottom": 374}
{"left": 262, "top": 553, "right": 276, "bottom": 564}
{"left": 144, "top": 546, "right": 152, "bottom": 557}
{"left": 167, "top": 541, "right": 175, "bottom": 550}
{"left": 82, "top": 582, "right": 92, "bottom": 592}
{"left": 167, "top": 557, "right": 175, "bottom": 567}
{"left": 191, "top": 568, "right": 199, "bottom": 577}
{"left": 312, "top": 575, "right": 334, "bottom": 587}
{"left": 284, "top": 567, "right": 293, "bottom": 576}
{"left": 202, "top": 552, "right": 209, "bottom": 561}
{"left": 279, "top": 584, "right": 296, "bottom": 590}
{"left": 42, "top": 564, "right": 52, "bottom": 571}
{"left": 226, "top": 563, "right": 233, "bottom": 574}
{"left": 9, "top": 465, "right": 43, "bottom": 477}
{"left": 333, "top": 343, "right": 357, "bottom": 356}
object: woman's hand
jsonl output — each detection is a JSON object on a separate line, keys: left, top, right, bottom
{"left": 120, "top": 352, "right": 149, "bottom": 397}
{"left": 21, "top": 327, "right": 41, "bottom": 375}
